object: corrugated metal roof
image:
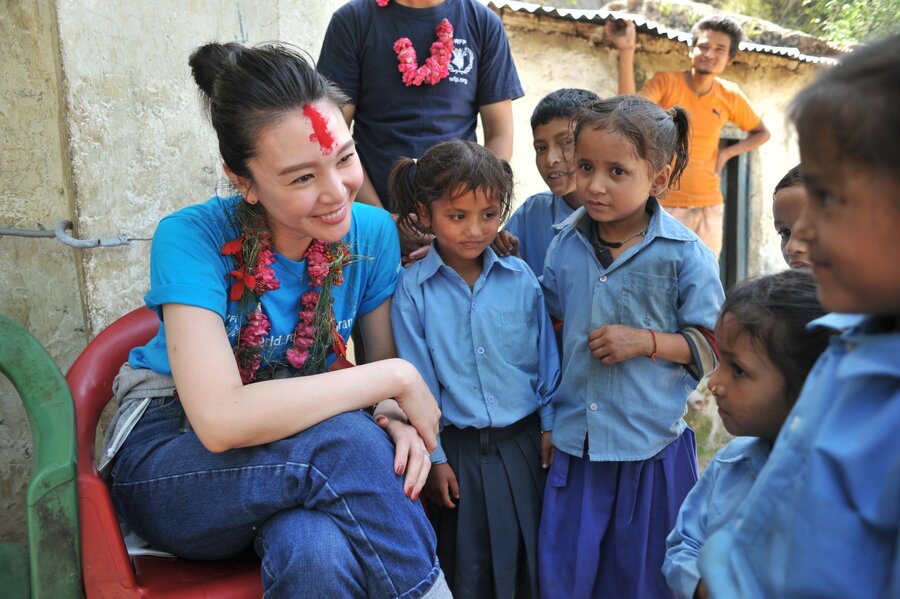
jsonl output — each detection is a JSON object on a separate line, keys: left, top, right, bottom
{"left": 485, "top": 0, "right": 840, "bottom": 64}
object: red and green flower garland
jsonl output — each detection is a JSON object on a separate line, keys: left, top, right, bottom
{"left": 222, "top": 204, "right": 353, "bottom": 383}
{"left": 376, "top": 0, "right": 455, "bottom": 87}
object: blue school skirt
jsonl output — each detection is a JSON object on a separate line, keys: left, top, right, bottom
{"left": 539, "top": 429, "right": 698, "bottom": 599}
{"left": 428, "top": 413, "right": 544, "bottom": 599}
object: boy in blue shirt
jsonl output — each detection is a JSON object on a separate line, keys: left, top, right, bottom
{"left": 493, "top": 88, "right": 599, "bottom": 275}
{"left": 697, "top": 34, "right": 900, "bottom": 598}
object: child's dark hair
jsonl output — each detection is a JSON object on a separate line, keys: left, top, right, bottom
{"left": 773, "top": 164, "right": 804, "bottom": 197}
{"left": 574, "top": 95, "right": 691, "bottom": 190}
{"left": 189, "top": 42, "right": 348, "bottom": 181}
{"left": 790, "top": 34, "right": 900, "bottom": 178}
{"left": 691, "top": 15, "right": 744, "bottom": 58}
{"left": 719, "top": 269, "right": 831, "bottom": 403}
{"left": 389, "top": 139, "right": 514, "bottom": 227}
{"left": 531, "top": 88, "right": 601, "bottom": 129}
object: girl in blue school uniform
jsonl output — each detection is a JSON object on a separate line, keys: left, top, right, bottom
{"left": 538, "top": 95, "right": 724, "bottom": 599}
{"left": 697, "top": 34, "right": 900, "bottom": 599}
{"left": 390, "top": 139, "right": 561, "bottom": 599}
{"left": 663, "top": 269, "right": 832, "bottom": 599}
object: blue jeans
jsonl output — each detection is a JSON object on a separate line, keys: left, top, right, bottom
{"left": 111, "top": 396, "right": 446, "bottom": 598}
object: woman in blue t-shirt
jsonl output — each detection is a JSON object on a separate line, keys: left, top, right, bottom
{"left": 104, "top": 42, "right": 450, "bottom": 599}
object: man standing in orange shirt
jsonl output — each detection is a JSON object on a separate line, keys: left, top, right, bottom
{"left": 606, "top": 16, "right": 770, "bottom": 257}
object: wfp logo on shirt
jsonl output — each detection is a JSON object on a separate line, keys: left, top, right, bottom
{"left": 448, "top": 38, "right": 474, "bottom": 85}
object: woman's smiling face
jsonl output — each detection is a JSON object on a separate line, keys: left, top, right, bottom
{"left": 232, "top": 101, "right": 363, "bottom": 260}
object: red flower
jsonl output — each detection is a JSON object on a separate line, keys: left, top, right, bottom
{"left": 221, "top": 236, "right": 243, "bottom": 256}
{"left": 393, "top": 19, "right": 454, "bottom": 87}
{"left": 227, "top": 270, "right": 257, "bottom": 301}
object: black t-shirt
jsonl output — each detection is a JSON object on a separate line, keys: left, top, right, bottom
{"left": 318, "top": 0, "right": 524, "bottom": 210}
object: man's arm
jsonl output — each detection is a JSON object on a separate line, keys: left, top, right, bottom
{"left": 479, "top": 99, "right": 514, "bottom": 161}
{"left": 715, "top": 120, "right": 770, "bottom": 175}
{"left": 605, "top": 20, "right": 638, "bottom": 95}
{"left": 341, "top": 104, "right": 384, "bottom": 209}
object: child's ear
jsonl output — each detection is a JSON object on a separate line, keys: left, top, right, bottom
{"left": 223, "top": 163, "right": 257, "bottom": 204}
{"left": 416, "top": 204, "right": 432, "bottom": 230}
{"left": 650, "top": 164, "right": 672, "bottom": 197}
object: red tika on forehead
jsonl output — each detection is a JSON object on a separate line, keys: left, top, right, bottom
{"left": 303, "top": 104, "right": 335, "bottom": 155}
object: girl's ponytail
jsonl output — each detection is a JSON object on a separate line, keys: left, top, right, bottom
{"left": 669, "top": 106, "right": 690, "bottom": 190}
{"left": 388, "top": 158, "right": 419, "bottom": 228}
{"left": 388, "top": 139, "right": 515, "bottom": 229}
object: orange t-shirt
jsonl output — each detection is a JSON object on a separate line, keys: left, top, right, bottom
{"left": 641, "top": 71, "right": 761, "bottom": 207}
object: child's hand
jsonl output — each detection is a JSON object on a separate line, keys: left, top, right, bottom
{"left": 374, "top": 410, "right": 431, "bottom": 501}
{"left": 491, "top": 229, "right": 520, "bottom": 257}
{"left": 425, "top": 462, "right": 460, "bottom": 509}
{"left": 541, "top": 431, "right": 555, "bottom": 469}
{"left": 604, "top": 19, "right": 636, "bottom": 50}
{"left": 397, "top": 214, "right": 435, "bottom": 265}
{"left": 588, "top": 324, "right": 652, "bottom": 364}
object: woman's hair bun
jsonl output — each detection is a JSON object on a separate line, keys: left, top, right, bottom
{"left": 188, "top": 42, "right": 242, "bottom": 98}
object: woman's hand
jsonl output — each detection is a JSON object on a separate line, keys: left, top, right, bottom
{"left": 392, "top": 363, "right": 441, "bottom": 451}
{"left": 425, "top": 463, "right": 459, "bottom": 509}
{"left": 374, "top": 409, "right": 431, "bottom": 501}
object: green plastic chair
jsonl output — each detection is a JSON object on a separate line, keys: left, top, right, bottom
{"left": 0, "top": 314, "right": 82, "bottom": 598}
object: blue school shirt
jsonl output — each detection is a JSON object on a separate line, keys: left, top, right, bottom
{"left": 663, "top": 437, "right": 771, "bottom": 599}
{"left": 391, "top": 243, "right": 560, "bottom": 464}
{"left": 129, "top": 196, "right": 400, "bottom": 375}
{"left": 503, "top": 191, "right": 576, "bottom": 275}
{"left": 541, "top": 199, "right": 723, "bottom": 461}
{"left": 699, "top": 313, "right": 900, "bottom": 598}
{"left": 318, "top": 0, "right": 524, "bottom": 209}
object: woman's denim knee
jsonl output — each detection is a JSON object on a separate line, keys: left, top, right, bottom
{"left": 256, "top": 507, "right": 366, "bottom": 599}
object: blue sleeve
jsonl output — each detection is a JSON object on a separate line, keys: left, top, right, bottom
{"left": 354, "top": 205, "right": 402, "bottom": 316}
{"left": 503, "top": 203, "right": 526, "bottom": 241}
{"left": 317, "top": 6, "right": 361, "bottom": 103}
{"left": 676, "top": 240, "right": 724, "bottom": 330}
{"left": 144, "top": 207, "right": 230, "bottom": 321}
{"left": 540, "top": 234, "right": 564, "bottom": 320}
{"left": 664, "top": 459, "right": 719, "bottom": 598}
{"left": 390, "top": 271, "right": 448, "bottom": 464}
{"left": 473, "top": 4, "right": 524, "bottom": 106}
{"left": 534, "top": 280, "right": 560, "bottom": 431}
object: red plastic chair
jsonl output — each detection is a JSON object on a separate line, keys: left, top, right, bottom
{"left": 67, "top": 307, "right": 262, "bottom": 598}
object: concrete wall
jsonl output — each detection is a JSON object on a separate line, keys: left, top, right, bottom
{"left": 0, "top": 0, "right": 86, "bottom": 545}
{"left": 0, "top": 0, "right": 822, "bottom": 546}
